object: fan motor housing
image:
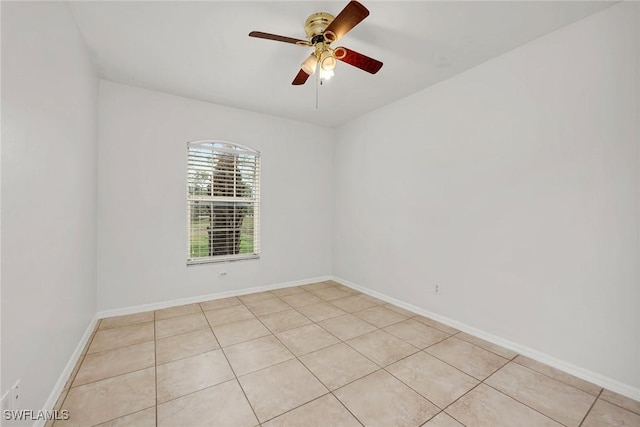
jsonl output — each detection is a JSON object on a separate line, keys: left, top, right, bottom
{"left": 304, "top": 12, "right": 335, "bottom": 40}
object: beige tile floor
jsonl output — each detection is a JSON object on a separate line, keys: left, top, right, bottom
{"left": 50, "top": 280, "right": 640, "bottom": 427}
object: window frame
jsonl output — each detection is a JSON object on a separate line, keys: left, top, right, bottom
{"left": 186, "top": 140, "right": 260, "bottom": 265}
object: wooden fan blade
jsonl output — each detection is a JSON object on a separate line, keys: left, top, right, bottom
{"left": 323, "top": 1, "right": 369, "bottom": 42}
{"left": 249, "top": 31, "right": 308, "bottom": 45}
{"left": 292, "top": 69, "right": 311, "bottom": 85}
{"left": 336, "top": 47, "right": 382, "bottom": 74}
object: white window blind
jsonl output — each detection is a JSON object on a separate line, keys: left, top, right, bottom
{"left": 187, "top": 140, "right": 260, "bottom": 264}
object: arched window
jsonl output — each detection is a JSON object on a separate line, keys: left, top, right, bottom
{"left": 187, "top": 140, "right": 260, "bottom": 264}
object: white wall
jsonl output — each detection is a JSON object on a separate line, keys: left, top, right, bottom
{"left": 637, "top": 1, "right": 640, "bottom": 396}
{"left": 98, "top": 81, "right": 333, "bottom": 311}
{"left": 334, "top": 2, "right": 639, "bottom": 392}
{"left": 1, "top": 1, "right": 98, "bottom": 414}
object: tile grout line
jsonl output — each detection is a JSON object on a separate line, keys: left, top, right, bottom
{"left": 434, "top": 336, "right": 512, "bottom": 371}
{"left": 71, "top": 320, "right": 157, "bottom": 424}
{"left": 416, "top": 330, "right": 600, "bottom": 424}
{"left": 509, "top": 358, "right": 604, "bottom": 397}
{"left": 98, "top": 316, "right": 153, "bottom": 331}
{"left": 578, "top": 388, "right": 603, "bottom": 427}
{"left": 327, "top": 285, "right": 620, "bottom": 423}
{"left": 446, "top": 362, "right": 565, "bottom": 427}
{"left": 412, "top": 347, "right": 519, "bottom": 421}
{"left": 327, "top": 391, "right": 366, "bottom": 427}
{"left": 86, "top": 321, "right": 156, "bottom": 355}
{"left": 52, "top": 321, "right": 100, "bottom": 426}
{"left": 66, "top": 326, "right": 156, "bottom": 389}
{"left": 242, "top": 285, "right": 446, "bottom": 423}
{"left": 481, "top": 361, "right": 603, "bottom": 426}
{"left": 241, "top": 291, "right": 368, "bottom": 426}
{"left": 67, "top": 365, "right": 154, "bottom": 391}
{"left": 61, "top": 323, "right": 99, "bottom": 394}
{"left": 379, "top": 343, "right": 485, "bottom": 420}
{"left": 453, "top": 331, "right": 522, "bottom": 360}
{"left": 382, "top": 362, "right": 442, "bottom": 409}
{"left": 342, "top": 334, "right": 420, "bottom": 366}
{"left": 86, "top": 407, "right": 154, "bottom": 427}
{"left": 300, "top": 309, "right": 430, "bottom": 392}
{"left": 507, "top": 359, "right": 603, "bottom": 398}
{"left": 324, "top": 316, "right": 457, "bottom": 423}
{"left": 248, "top": 289, "right": 374, "bottom": 347}
{"left": 417, "top": 341, "right": 501, "bottom": 384}
{"left": 238, "top": 293, "right": 336, "bottom": 424}
{"left": 308, "top": 315, "right": 376, "bottom": 341}
{"left": 319, "top": 295, "right": 575, "bottom": 427}
{"left": 338, "top": 327, "right": 461, "bottom": 423}
{"left": 380, "top": 316, "right": 456, "bottom": 349}
{"left": 151, "top": 378, "right": 240, "bottom": 408}
{"left": 596, "top": 395, "right": 640, "bottom": 417}
{"left": 155, "top": 338, "right": 218, "bottom": 367}
{"left": 255, "top": 391, "right": 338, "bottom": 425}
{"left": 154, "top": 304, "right": 254, "bottom": 414}
{"left": 154, "top": 306, "right": 224, "bottom": 411}
{"left": 247, "top": 285, "right": 474, "bottom": 426}
{"left": 203, "top": 300, "right": 263, "bottom": 425}
{"left": 248, "top": 304, "right": 315, "bottom": 333}
{"left": 480, "top": 381, "right": 571, "bottom": 427}
{"left": 82, "top": 337, "right": 155, "bottom": 358}
{"left": 439, "top": 380, "right": 484, "bottom": 427}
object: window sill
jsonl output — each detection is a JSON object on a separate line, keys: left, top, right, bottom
{"left": 187, "top": 254, "right": 260, "bottom": 266}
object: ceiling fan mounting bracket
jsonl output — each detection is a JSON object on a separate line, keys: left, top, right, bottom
{"left": 304, "top": 12, "right": 335, "bottom": 40}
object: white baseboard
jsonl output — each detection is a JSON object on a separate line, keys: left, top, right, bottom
{"left": 96, "top": 275, "right": 332, "bottom": 319}
{"left": 331, "top": 275, "right": 640, "bottom": 402}
{"left": 35, "top": 314, "right": 99, "bottom": 427}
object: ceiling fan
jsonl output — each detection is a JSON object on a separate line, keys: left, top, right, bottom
{"left": 249, "top": 1, "right": 383, "bottom": 85}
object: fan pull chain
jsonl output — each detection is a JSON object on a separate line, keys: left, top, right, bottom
{"left": 315, "top": 62, "right": 320, "bottom": 109}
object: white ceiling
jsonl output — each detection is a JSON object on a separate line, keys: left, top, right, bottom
{"left": 69, "top": 1, "right": 615, "bottom": 127}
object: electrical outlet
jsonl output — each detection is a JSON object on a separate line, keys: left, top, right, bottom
{"left": 218, "top": 271, "right": 227, "bottom": 278}
{"left": 434, "top": 284, "right": 441, "bottom": 295}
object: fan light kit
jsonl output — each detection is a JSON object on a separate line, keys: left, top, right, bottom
{"left": 249, "top": 0, "right": 383, "bottom": 88}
